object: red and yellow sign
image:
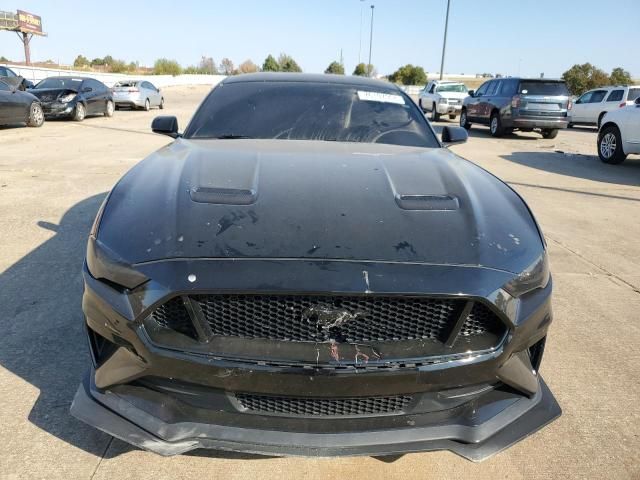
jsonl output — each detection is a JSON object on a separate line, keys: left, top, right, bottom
{"left": 17, "top": 10, "right": 42, "bottom": 34}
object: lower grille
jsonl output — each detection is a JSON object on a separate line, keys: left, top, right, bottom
{"left": 235, "top": 393, "right": 412, "bottom": 417}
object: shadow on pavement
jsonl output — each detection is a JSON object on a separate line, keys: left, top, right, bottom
{"left": 501, "top": 151, "right": 640, "bottom": 188}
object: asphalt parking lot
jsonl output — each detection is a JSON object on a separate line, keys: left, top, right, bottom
{"left": 1, "top": 85, "right": 639, "bottom": 480}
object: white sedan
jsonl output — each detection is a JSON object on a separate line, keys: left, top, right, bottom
{"left": 597, "top": 98, "right": 640, "bottom": 164}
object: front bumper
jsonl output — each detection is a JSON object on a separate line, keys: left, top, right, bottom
{"left": 437, "top": 103, "right": 462, "bottom": 115}
{"left": 40, "top": 102, "right": 74, "bottom": 118}
{"left": 72, "top": 259, "right": 559, "bottom": 460}
{"left": 72, "top": 369, "right": 560, "bottom": 460}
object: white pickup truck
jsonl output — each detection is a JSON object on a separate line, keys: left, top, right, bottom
{"left": 418, "top": 80, "right": 470, "bottom": 121}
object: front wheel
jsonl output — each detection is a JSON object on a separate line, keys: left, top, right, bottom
{"left": 489, "top": 112, "right": 504, "bottom": 137}
{"left": 159, "top": 97, "right": 164, "bottom": 110}
{"left": 73, "top": 103, "right": 86, "bottom": 122}
{"left": 541, "top": 128, "right": 558, "bottom": 139}
{"left": 104, "top": 100, "right": 114, "bottom": 117}
{"left": 459, "top": 109, "right": 471, "bottom": 130}
{"left": 27, "top": 102, "right": 44, "bottom": 127}
{"left": 598, "top": 125, "right": 626, "bottom": 164}
{"left": 144, "top": 98, "right": 150, "bottom": 111}
{"left": 430, "top": 103, "right": 440, "bottom": 122}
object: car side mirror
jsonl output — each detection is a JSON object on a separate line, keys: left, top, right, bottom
{"left": 468, "top": 90, "right": 475, "bottom": 97}
{"left": 152, "top": 115, "right": 180, "bottom": 138}
{"left": 441, "top": 126, "right": 468, "bottom": 146}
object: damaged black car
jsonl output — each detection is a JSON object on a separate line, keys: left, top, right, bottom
{"left": 71, "top": 73, "right": 560, "bottom": 461}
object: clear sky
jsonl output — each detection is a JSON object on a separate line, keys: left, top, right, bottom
{"left": 2, "top": 0, "right": 638, "bottom": 78}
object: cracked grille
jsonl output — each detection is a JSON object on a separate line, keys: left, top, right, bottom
{"left": 235, "top": 393, "right": 412, "bottom": 416}
{"left": 193, "top": 294, "right": 461, "bottom": 342}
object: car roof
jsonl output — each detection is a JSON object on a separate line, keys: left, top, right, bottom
{"left": 221, "top": 72, "right": 401, "bottom": 91}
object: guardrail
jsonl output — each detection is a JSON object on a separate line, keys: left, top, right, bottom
{"left": 1, "top": 64, "right": 225, "bottom": 88}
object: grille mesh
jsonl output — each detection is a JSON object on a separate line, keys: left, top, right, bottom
{"left": 151, "top": 297, "right": 198, "bottom": 339}
{"left": 459, "top": 303, "right": 502, "bottom": 337}
{"left": 235, "top": 393, "right": 412, "bottom": 416}
{"left": 194, "top": 294, "right": 461, "bottom": 343}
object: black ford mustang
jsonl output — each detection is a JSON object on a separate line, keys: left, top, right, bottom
{"left": 71, "top": 73, "right": 560, "bottom": 461}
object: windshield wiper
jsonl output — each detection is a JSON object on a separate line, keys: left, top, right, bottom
{"left": 214, "top": 134, "right": 253, "bottom": 139}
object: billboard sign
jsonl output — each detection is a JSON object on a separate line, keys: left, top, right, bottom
{"left": 16, "top": 10, "right": 42, "bottom": 34}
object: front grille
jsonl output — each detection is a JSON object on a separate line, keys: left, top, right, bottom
{"left": 152, "top": 297, "right": 198, "bottom": 339}
{"left": 194, "top": 294, "right": 461, "bottom": 343}
{"left": 235, "top": 393, "right": 412, "bottom": 417}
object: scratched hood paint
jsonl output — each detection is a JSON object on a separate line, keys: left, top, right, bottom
{"left": 98, "top": 139, "right": 543, "bottom": 273}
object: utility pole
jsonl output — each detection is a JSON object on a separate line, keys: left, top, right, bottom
{"left": 358, "top": 0, "right": 365, "bottom": 64}
{"left": 368, "top": 5, "right": 375, "bottom": 77}
{"left": 439, "top": 0, "right": 451, "bottom": 80}
{"left": 17, "top": 31, "right": 32, "bottom": 64}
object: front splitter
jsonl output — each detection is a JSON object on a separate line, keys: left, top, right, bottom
{"left": 70, "top": 370, "right": 560, "bottom": 461}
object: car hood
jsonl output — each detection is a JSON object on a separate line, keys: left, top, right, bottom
{"left": 30, "top": 88, "right": 77, "bottom": 99}
{"left": 97, "top": 139, "right": 543, "bottom": 273}
{"left": 439, "top": 92, "right": 469, "bottom": 100}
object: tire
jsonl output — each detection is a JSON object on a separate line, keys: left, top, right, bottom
{"left": 27, "top": 102, "right": 44, "bottom": 127}
{"left": 144, "top": 98, "right": 150, "bottom": 111}
{"left": 73, "top": 103, "right": 86, "bottom": 122}
{"left": 567, "top": 123, "right": 574, "bottom": 128}
{"left": 459, "top": 109, "right": 471, "bottom": 130}
{"left": 104, "top": 100, "right": 114, "bottom": 117}
{"left": 448, "top": 114, "right": 456, "bottom": 120}
{"left": 598, "top": 125, "right": 626, "bottom": 164}
{"left": 541, "top": 129, "right": 559, "bottom": 139}
{"left": 430, "top": 103, "right": 440, "bottom": 122}
{"left": 159, "top": 97, "right": 164, "bottom": 110}
{"left": 489, "top": 112, "right": 504, "bottom": 137}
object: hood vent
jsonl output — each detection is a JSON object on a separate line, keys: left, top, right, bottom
{"left": 190, "top": 187, "right": 257, "bottom": 205}
{"left": 395, "top": 194, "right": 459, "bottom": 211}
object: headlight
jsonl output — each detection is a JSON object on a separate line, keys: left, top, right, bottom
{"left": 59, "top": 93, "right": 76, "bottom": 103}
{"left": 503, "top": 253, "right": 550, "bottom": 297}
{"left": 86, "top": 237, "right": 148, "bottom": 290}
{"left": 438, "top": 98, "right": 448, "bottom": 104}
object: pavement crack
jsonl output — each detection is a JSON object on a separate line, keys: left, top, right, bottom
{"left": 89, "top": 436, "right": 114, "bottom": 480}
{"left": 547, "top": 235, "right": 640, "bottom": 295}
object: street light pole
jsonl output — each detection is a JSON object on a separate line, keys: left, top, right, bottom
{"left": 439, "top": 0, "right": 451, "bottom": 81}
{"left": 358, "top": 0, "right": 365, "bottom": 64}
{"left": 368, "top": 4, "right": 374, "bottom": 77}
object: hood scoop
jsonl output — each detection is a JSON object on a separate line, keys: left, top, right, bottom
{"left": 396, "top": 194, "right": 459, "bottom": 211}
{"left": 188, "top": 149, "right": 259, "bottom": 205}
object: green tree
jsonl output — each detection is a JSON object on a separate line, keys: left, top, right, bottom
{"left": 199, "top": 56, "right": 218, "bottom": 74}
{"left": 324, "top": 61, "right": 345, "bottom": 75}
{"left": 609, "top": 67, "right": 632, "bottom": 86}
{"left": 153, "top": 58, "right": 182, "bottom": 75}
{"left": 562, "top": 63, "right": 610, "bottom": 95}
{"left": 108, "top": 59, "right": 128, "bottom": 73}
{"left": 90, "top": 57, "right": 105, "bottom": 66}
{"left": 278, "top": 53, "right": 302, "bottom": 72}
{"left": 73, "top": 55, "right": 89, "bottom": 68}
{"left": 388, "top": 64, "right": 427, "bottom": 85}
{"left": 262, "top": 54, "right": 279, "bottom": 72}
{"left": 353, "top": 63, "right": 368, "bottom": 76}
{"left": 0, "top": 56, "right": 9, "bottom": 63}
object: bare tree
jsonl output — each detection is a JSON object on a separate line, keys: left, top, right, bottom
{"left": 219, "top": 58, "right": 235, "bottom": 75}
{"left": 199, "top": 56, "right": 218, "bottom": 74}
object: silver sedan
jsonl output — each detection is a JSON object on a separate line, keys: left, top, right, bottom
{"left": 112, "top": 80, "right": 164, "bottom": 111}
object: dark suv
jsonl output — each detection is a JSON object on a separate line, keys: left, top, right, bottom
{"left": 460, "top": 78, "right": 571, "bottom": 139}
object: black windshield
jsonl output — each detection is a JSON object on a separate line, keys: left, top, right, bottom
{"left": 184, "top": 81, "right": 439, "bottom": 148}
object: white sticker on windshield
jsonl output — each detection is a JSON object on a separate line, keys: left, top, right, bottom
{"left": 357, "top": 91, "right": 405, "bottom": 105}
